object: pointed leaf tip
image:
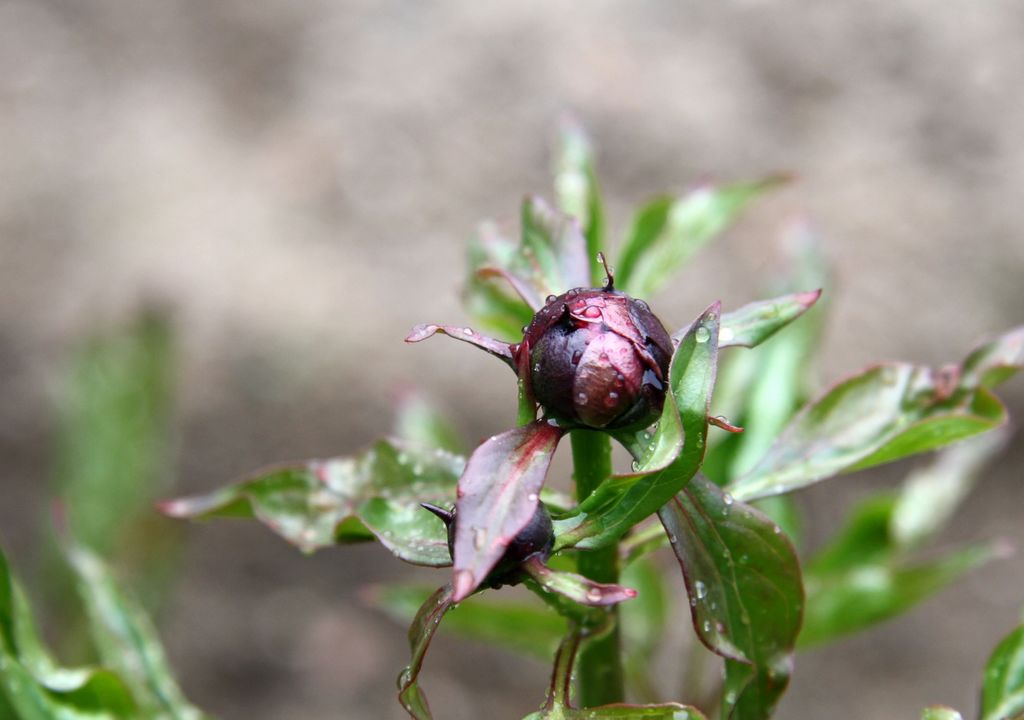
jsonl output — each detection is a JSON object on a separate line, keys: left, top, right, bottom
{"left": 404, "top": 323, "right": 515, "bottom": 367}
{"left": 523, "top": 557, "right": 637, "bottom": 606}
{"left": 451, "top": 421, "right": 565, "bottom": 599}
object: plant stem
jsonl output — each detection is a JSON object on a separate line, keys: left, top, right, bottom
{"left": 570, "top": 428, "right": 624, "bottom": 707}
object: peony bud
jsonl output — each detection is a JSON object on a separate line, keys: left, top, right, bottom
{"left": 421, "top": 501, "right": 555, "bottom": 589}
{"left": 519, "top": 285, "right": 673, "bottom": 430}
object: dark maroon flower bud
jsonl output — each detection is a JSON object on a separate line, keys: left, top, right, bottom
{"left": 518, "top": 279, "right": 673, "bottom": 430}
{"left": 421, "top": 501, "right": 555, "bottom": 589}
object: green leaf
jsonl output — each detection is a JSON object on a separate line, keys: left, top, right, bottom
{"left": 921, "top": 707, "right": 964, "bottom": 720}
{"left": 729, "top": 324, "right": 1024, "bottom": 502}
{"left": 525, "top": 704, "right": 707, "bottom": 719}
{"left": 658, "top": 475, "right": 803, "bottom": 720}
{"left": 621, "top": 557, "right": 670, "bottom": 701}
{"left": 55, "top": 309, "right": 175, "bottom": 557}
{"left": 553, "top": 117, "right": 605, "bottom": 283}
{"left": 714, "top": 290, "right": 821, "bottom": 350}
{"left": 524, "top": 623, "right": 707, "bottom": 720}
{"left": 66, "top": 545, "right": 211, "bottom": 719}
{"left": 0, "top": 546, "right": 139, "bottom": 719}
{"left": 553, "top": 304, "right": 719, "bottom": 550}
{"left": 161, "top": 440, "right": 460, "bottom": 567}
{"left": 981, "top": 624, "right": 1024, "bottom": 720}
{"left": 522, "top": 557, "right": 637, "bottom": 607}
{"left": 398, "top": 584, "right": 454, "bottom": 720}
{"left": 617, "top": 178, "right": 783, "bottom": 298}
{"left": 891, "top": 429, "right": 1008, "bottom": 549}
{"left": 393, "top": 392, "right": 465, "bottom": 455}
{"left": 368, "top": 583, "right": 565, "bottom": 660}
{"left": 798, "top": 494, "right": 996, "bottom": 648}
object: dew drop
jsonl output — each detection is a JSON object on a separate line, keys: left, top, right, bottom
{"left": 582, "top": 305, "right": 602, "bottom": 319}
{"left": 472, "top": 527, "right": 487, "bottom": 550}
{"left": 773, "top": 525, "right": 782, "bottom": 534}
{"left": 694, "top": 580, "right": 707, "bottom": 599}
{"left": 534, "top": 362, "right": 542, "bottom": 372}
{"left": 463, "top": 327, "right": 474, "bottom": 336}
{"left": 723, "top": 492, "right": 734, "bottom": 506}
{"left": 546, "top": 294, "right": 557, "bottom": 303}
{"left": 571, "top": 350, "right": 582, "bottom": 365}
{"left": 695, "top": 326, "right": 711, "bottom": 343}
{"left": 527, "top": 492, "right": 539, "bottom": 502}
{"left": 586, "top": 587, "right": 603, "bottom": 602}
{"left": 703, "top": 620, "right": 712, "bottom": 633}
{"left": 577, "top": 391, "right": 589, "bottom": 404}
{"left": 635, "top": 300, "right": 650, "bottom": 311}
{"left": 631, "top": 460, "right": 641, "bottom": 472}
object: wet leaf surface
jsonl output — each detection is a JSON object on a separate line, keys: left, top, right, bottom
{"left": 659, "top": 475, "right": 803, "bottom": 720}
{"left": 161, "top": 440, "right": 461, "bottom": 567}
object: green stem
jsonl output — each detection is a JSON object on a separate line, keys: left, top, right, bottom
{"left": 570, "top": 429, "right": 624, "bottom": 707}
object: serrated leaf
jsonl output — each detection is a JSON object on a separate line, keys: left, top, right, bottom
{"left": 712, "top": 290, "right": 821, "bottom": 350}
{"left": 66, "top": 545, "right": 210, "bottom": 720}
{"left": 554, "top": 304, "right": 719, "bottom": 550}
{"left": 451, "top": 421, "right": 565, "bottom": 600}
{"left": 0, "top": 546, "right": 139, "bottom": 719}
{"left": 617, "top": 178, "right": 783, "bottom": 298}
{"left": 161, "top": 440, "right": 461, "bottom": 567}
{"left": 397, "top": 584, "right": 454, "bottom": 720}
{"left": 659, "top": 475, "right": 803, "bottom": 720}
{"left": 981, "top": 624, "right": 1024, "bottom": 720}
{"left": 729, "top": 325, "right": 1024, "bottom": 502}
{"left": 368, "top": 583, "right": 565, "bottom": 660}
{"left": 553, "top": 117, "right": 605, "bottom": 283}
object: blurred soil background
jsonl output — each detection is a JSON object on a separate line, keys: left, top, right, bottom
{"left": 1, "top": 1, "right": 1023, "bottom": 718}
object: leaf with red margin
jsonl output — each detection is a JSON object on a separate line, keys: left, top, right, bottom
{"left": 712, "top": 290, "right": 822, "bottom": 349}
{"left": 404, "top": 324, "right": 515, "bottom": 369}
{"left": 728, "top": 325, "right": 1024, "bottom": 503}
{"left": 451, "top": 420, "right": 566, "bottom": 600}
{"left": 659, "top": 474, "right": 803, "bottom": 720}
{"left": 397, "top": 584, "right": 454, "bottom": 720}
{"left": 522, "top": 557, "right": 637, "bottom": 607}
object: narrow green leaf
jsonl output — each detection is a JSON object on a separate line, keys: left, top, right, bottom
{"left": 0, "top": 546, "right": 139, "bottom": 719}
{"left": 67, "top": 545, "right": 210, "bottom": 720}
{"left": 799, "top": 487, "right": 1000, "bottom": 648}
{"left": 800, "top": 540, "right": 995, "bottom": 648}
{"left": 981, "top": 624, "right": 1024, "bottom": 720}
{"left": 398, "top": 584, "right": 454, "bottom": 720}
{"left": 621, "top": 557, "right": 670, "bottom": 701}
{"left": 368, "top": 583, "right": 566, "bottom": 660}
{"left": 659, "top": 475, "right": 803, "bottom": 720}
{"left": 553, "top": 117, "right": 605, "bottom": 283}
{"left": 729, "top": 323, "right": 1024, "bottom": 502}
{"left": 891, "top": 429, "right": 1008, "bottom": 549}
{"left": 617, "top": 178, "right": 784, "bottom": 298}
{"left": 161, "top": 440, "right": 461, "bottom": 567}
{"left": 553, "top": 304, "right": 719, "bottom": 550}
{"left": 393, "top": 392, "right": 465, "bottom": 455}
{"left": 921, "top": 707, "right": 964, "bottom": 720}
{"left": 715, "top": 290, "right": 822, "bottom": 349}
{"left": 55, "top": 309, "right": 174, "bottom": 557}
{"left": 525, "top": 703, "right": 707, "bottom": 719}
{"left": 522, "top": 557, "right": 637, "bottom": 607}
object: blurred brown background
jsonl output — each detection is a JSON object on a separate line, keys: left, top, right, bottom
{"left": 1, "top": 1, "right": 1022, "bottom": 718}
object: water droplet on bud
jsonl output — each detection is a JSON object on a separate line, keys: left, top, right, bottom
{"left": 586, "top": 587, "right": 603, "bottom": 602}
{"left": 577, "top": 391, "right": 588, "bottom": 404}
{"left": 695, "top": 326, "right": 711, "bottom": 343}
{"left": 546, "top": 294, "right": 557, "bottom": 303}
